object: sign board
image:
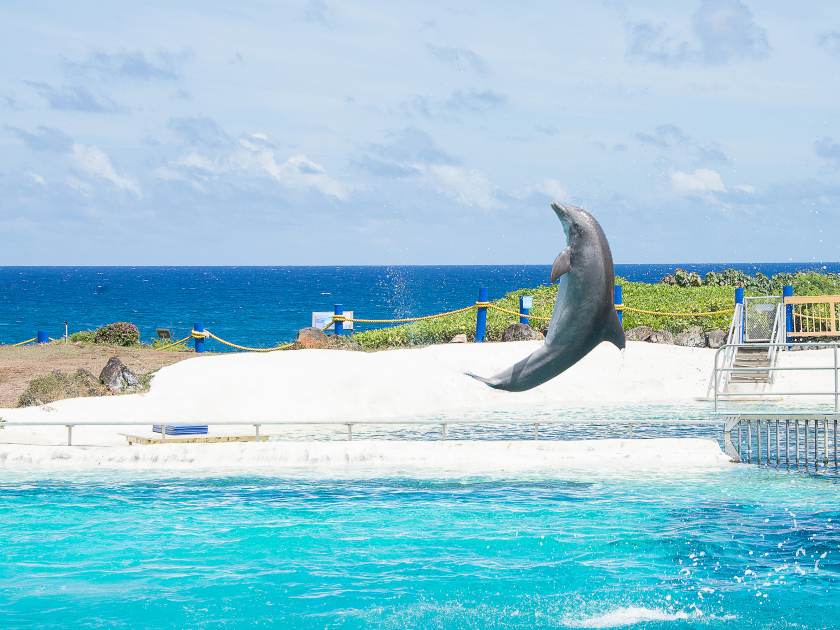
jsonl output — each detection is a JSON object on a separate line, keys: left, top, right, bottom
{"left": 312, "top": 311, "right": 354, "bottom": 330}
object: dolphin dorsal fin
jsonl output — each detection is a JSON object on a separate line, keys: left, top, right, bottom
{"left": 550, "top": 248, "right": 571, "bottom": 283}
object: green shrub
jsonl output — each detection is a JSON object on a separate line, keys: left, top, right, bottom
{"left": 94, "top": 322, "right": 140, "bottom": 346}
{"left": 69, "top": 330, "right": 96, "bottom": 343}
{"left": 18, "top": 369, "right": 106, "bottom": 407}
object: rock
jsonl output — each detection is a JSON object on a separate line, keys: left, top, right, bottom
{"left": 674, "top": 325, "right": 706, "bottom": 348}
{"left": 296, "top": 327, "right": 333, "bottom": 349}
{"left": 705, "top": 329, "right": 727, "bottom": 349}
{"left": 647, "top": 330, "right": 674, "bottom": 344}
{"left": 294, "top": 327, "right": 361, "bottom": 351}
{"left": 450, "top": 334, "right": 468, "bottom": 343}
{"left": 99, "top": 357, "right": 140, "bottom": 393}
{"left": 500, "top": 323, "right": 545, "bottom": 342}
{"left": 626, "top": 326, "right": 654, "bottom": 342}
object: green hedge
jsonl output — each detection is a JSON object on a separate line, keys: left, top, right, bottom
{"left": 352, "top": 271, "right": 840, "bottom": 351}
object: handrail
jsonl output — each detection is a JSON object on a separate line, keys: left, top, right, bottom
{"left": 0, "top": 416, "right": 689, "bottom": 446}
{"left": 713, "top": 342, "right": 840, "bottom": 413}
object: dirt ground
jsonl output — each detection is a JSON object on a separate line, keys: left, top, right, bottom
{"left": 0, "top": 343, "right": 203, "bottom": 408}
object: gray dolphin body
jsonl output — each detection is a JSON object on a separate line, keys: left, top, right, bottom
{"left": 468, "top": 203, "right": 625, "bottom": 392}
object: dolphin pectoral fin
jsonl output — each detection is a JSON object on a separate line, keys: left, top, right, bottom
{"left": 550, "top": 248, "right": 571, "bottom": 283}
{"left": 602, "top": 310, "right": 626, "bottom": 350}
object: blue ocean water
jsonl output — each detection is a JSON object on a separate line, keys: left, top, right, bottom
{"left": 1, "top": 469, "right": 838, "bottom": 628}
{"left": 1, "top": 263, "right": 838, "bottom": 348}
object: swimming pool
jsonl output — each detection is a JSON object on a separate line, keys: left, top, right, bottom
{"left": 2, "top": 466, "right": 838, "bottom": 628}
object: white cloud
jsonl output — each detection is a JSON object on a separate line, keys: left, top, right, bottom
{"left": 71, "top": 144, "right": 141, "bottom": 196}
{"left": 670, "top": 168, "right": 726, "bottom": 193}
{"left": 168, "top": 135, "right": 349, "bottom": 200}
{"left": 231, "top": 142, "right": 348, "bottom": 200}
{"left": 419, "top": 164, "right": 502, "bottom": 209}
{"left": 28, "top": 173, "right": 46, "bottom": 186}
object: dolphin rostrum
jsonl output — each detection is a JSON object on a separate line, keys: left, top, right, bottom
{"left": 467, "top": 203, "right": 625, "bottom": 392}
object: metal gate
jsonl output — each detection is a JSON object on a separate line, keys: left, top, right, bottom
{"left": 743, "top": 296, "right": 782, "bottom": 342}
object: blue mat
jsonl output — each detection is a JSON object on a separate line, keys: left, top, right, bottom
{"left": 152, "top": 425, "right": 209, "bottom": 436}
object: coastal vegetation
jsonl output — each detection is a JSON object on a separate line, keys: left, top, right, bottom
{"left": 352, "top": 270, "right": 840, "bottom": 350}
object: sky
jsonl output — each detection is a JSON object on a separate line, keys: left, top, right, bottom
{"left": 1, "top": 0, "right": 839, "bottom": 265}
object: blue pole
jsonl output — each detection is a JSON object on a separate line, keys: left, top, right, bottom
{"left": 475, "top": 288, "right": 488, "bottom": 342}
{"left": 734, "top": 287, "right": 744, "bottom": 305}
{"left": 194, "top": 323, "right": 205, "bottom": 353}
{"left": 735, "top": 288, "right": 745, "bottom": 343}
{"left": 783, "top": 284, "right": 794, "bottom": 344}
{"left": 614, "top": 285, "right": 623, "bottom": 326}
{"left": 519, "top": 295, "right": 532, "bottom": 325}
{"left": 36, "top": 330, "right": 49, "bottom": 344}
{"left": 334, "top": 304, "right": 344, "bottom": 336}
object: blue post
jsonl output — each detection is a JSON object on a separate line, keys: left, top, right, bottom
{"left": 734, "top": 287, "right": 744, "bottom": 305}
{"left": 783, "top": 285, "right": 794, "bottom": 344}
{"left": 334, "top": 304, "right": 344, "bottom": 336}
{"left": 614, "top": 285, "right": 623, "bottom": 325}
{"left": 735, "top": 288, "right": 744, "bottom": 343}
{"left": 475, "top": 288, "right": 488, "bottom": 342}
{"left": 36, "top": 330, "right": 49, "bottom": 344}
{"left": 194, "top": 323, "right": 205, "bottom": 353}
{"left": 519, "top": 295, "right": 533, "bottom": 325}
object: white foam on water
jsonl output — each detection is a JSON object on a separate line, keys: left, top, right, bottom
{"left": 564, "top": 606, "right": 702, "bottom": 627}
{"left": 0, "top": 438, "right": 733, "bottom": 475}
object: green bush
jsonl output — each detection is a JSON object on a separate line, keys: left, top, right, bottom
{"left": 94, "top": 322, "right": 140, "bottom": 346}
{"left": 69, "top": 330, "right": 96, "bottom": 343}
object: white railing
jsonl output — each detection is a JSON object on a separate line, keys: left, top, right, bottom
{"left": 713, "top": 342, "right": 840, "bottom": 413}
{"left": 0, "top": 417, "right": 656, "bottom": 447}
{"left": 767, "top": 303, "right": 786, "bottom": 384}
{"left": 711, "top": 302, "right": 744, "bottom": 396}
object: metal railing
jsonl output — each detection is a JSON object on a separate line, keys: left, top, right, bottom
{"left": 767, "top": 303, "right": 786, "bottom": 384}
{"left": 710, "top": 302, "right": 744, "bottom": 396}
{"left": 0, "top": 417, "right": 663, "bottom": 447}
{"left": 713, "top": 342, "right": 840, "bottom": 413}
{"left": 723, "top": 415, "right": 839, "bottom": 470}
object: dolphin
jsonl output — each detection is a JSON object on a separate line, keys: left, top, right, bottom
{"left": 467, "top": 203, "right": 625, "bottom": 392}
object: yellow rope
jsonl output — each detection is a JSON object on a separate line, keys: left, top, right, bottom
{"left": 155, "top": 334, "right": 192, "bottom": 351}
{"left": 486, "top": 303, "right": 552, "bottom": 322}
{"left": 205, "top": 331, "right": 293, "bottom": 353}
{"left": 8, "top": 337, "right": 37, "bottom": 347}
{"left": 619, "top": 306, "right": 732, "bottom": 316}
{"left": 341, "top": 304, "right": 478, "bottom": 324}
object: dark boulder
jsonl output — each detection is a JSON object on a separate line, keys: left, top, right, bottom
{"left": 674, "top": 325, "right": 706, "bottom": 348}
{"left": 647, "top": 330, "right": 675, "bottom": 344}
{"left": 99, "top": 357, "right": 140, "bottom": 393}
{"left": 705, "top": 329, "right": 727, "bottom": 349}
{"left": 626, "top": 326, "right": 654, "bottom": 342}
{"left": 500, "top": 323, "right": 545, "bottom": 342}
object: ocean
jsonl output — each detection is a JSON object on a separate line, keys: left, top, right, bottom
{"left": 1, "top": 263, "right": 837, "bottom": 347}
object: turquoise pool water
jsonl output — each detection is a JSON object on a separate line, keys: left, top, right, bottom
{"left": 2, "top": 469, "right": 838, "bottom": 628}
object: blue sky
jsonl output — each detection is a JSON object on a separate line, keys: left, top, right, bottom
{"left": 1, "top": 1, "right": 839, "bottom": 264}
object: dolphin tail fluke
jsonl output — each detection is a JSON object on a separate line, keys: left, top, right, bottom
{"left": 465, "top": 371, "right": 501, "bottom": 388}
{"left": 603, "top": 310, "right": 626, "bottom": 350}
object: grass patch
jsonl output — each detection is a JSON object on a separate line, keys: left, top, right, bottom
{"left": 18, "top": 369, "right": 107, "bottom": 407}
{"left": 351, "top": 271, "right": 840, "bottom": 350}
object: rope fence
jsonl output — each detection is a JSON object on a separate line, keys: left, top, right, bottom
{"left": 0, "top": 286, "right": 753, "bottom": 354}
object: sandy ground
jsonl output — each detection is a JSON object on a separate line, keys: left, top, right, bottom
{"left": 0, "top": 342, "right": 199, "bottom": 407}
